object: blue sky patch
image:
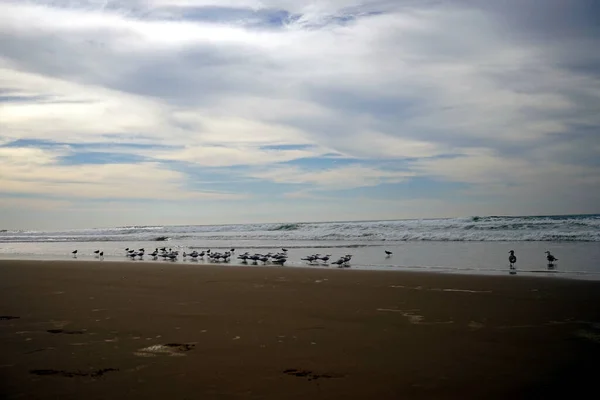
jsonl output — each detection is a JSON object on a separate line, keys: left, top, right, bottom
{"left": 283, "top": 156, "right": 358, "bottom": 169}
{"left": 58, "top": 152, "right": 149, "bottom": 165}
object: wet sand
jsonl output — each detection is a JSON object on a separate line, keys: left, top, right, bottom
{"left": 1, "top": 260, "right": 599, "bottom": 399}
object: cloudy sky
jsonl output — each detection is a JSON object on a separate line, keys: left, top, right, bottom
{"left": 1, "top": 0, "right": 599, "bottom": 229}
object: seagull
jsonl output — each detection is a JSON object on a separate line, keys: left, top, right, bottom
{"left": 282, "top": 248, "right": 288, "bottom": 252}
{"left": 385, "top": 250, "right": 392, "bottom": 256}
{"left": 318, "top": 255, "right": 331, "bottom": 263}
{"left": 94, "top": 250, "right": 100, "bottom": 254}
{"left": 545, "top": 251, "right": 558, "bottom": 264}
{"left": 508, "top": 250, "right": 517, "bottom": 268}
{"left": 332, "top": 259, "right": 345, "bottom": 267}
{"left": 301, "top": 255, "right": 319, "bottom": 263}
{"left": 99, "top": 251, "right": 104, "bottom": 257}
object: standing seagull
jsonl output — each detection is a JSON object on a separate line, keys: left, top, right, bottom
{"left": 72, "top": 250, "right": 78, "bottom": 258}
{"left": 545, "top": 251, "right": 558, "bottom": 264}
{"left": 385, "top": 250, "right": 392, "bottom": 256}
{"left": 332, "top": 259, "right": 345, "bottom": 268}
{"left": 508, "top": 250, "right": 517, "bottom": 268}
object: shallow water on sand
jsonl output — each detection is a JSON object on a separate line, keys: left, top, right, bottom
{"left": 1, "top": 240, "right": 599, "bottom": 280}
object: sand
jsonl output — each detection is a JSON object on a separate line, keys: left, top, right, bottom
{"left": 1, "top": 260, "right": 599, "bottom": 399}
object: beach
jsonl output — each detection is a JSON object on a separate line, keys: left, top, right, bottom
{"left": 1, "top": 260, "right": 600, "bottom": 399}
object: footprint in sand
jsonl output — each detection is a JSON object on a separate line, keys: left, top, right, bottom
{"left": 574, "top": 328, "right": 600, "bottom": 343}
{"left": 283, "top": 369, "right": 344, "bottom": 381}
{"left": 30, "top": 368, "right": 118, "bottom": 378}
{"left": 376, "top": 309, "right": 453, "bottom": 325}
{"left": 133, "top": 343, "right": 195, "bottom": 357}
{"left": 25, "top": 347, "right": 55, "bottom": 354}
{"left": 468, "top": 321, "right": 485, "bottom": 330}
{"left": 49, "top": 320, "right": 71, "bottom": 329}
{"left": 47, "top": 329, "right": 86, "bottom": 335}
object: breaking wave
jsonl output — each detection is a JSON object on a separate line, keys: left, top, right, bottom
{"left": 269, "top": 223, "right": 301, "bottom": 231}
{"left": 1, "top": 215, "right": 598, "bottom": 243}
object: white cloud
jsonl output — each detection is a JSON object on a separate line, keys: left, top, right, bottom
{"left": 282, "top": 189, "right": 325, "bottom": 199}
{"left": 411, "top": 148, "right": 600, "bottom": 187}
{"left": 0, "top": 197, "right": 72, "bottom": 210}
{"left": 0, "top": 65, "right": 173, "bottom": 143}
{"left": 168, "top": 114, "right": 312, "bottom": 146}
{"left": 410, "top": 149, "right": 530, "bottom": 185}
{"left": 0, "top": 147, "right": 244, "bottom": 200}
{"left": 4, "top": 0, "right": 591, "bottom": 153}
{"left": 336, "top": 131, "right": 448, "bottom": 159}
{"left": 248, "top": 164, "right": 413, "bottom": 189}
{"left": 0, "top": 146, "right": 67, "bottom": 165}
{"left": 410, "top": 148, "right": 600, "bottom": 215}
{"left": 151, "top": 145, "right": 323, "bottom": 167}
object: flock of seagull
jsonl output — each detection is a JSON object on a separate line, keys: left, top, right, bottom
{"left": 70, "top": 248, "right": 560, "bottom": 271}
{"left": 300, "top": 254, "right": 354, "bottom": 267}
{"left": 69, "top": 246, "right": 366, "bottom": 268}
{"left": 71, "top": 247, "right": 358, "bottom": 267}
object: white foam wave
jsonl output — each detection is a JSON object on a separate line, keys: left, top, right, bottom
{"left": 1, "top": 215, "right": 598, "bottom": 243}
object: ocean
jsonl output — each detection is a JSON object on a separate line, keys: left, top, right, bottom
{"left": 1, "top": 215, "right": 599, "bottom": 279}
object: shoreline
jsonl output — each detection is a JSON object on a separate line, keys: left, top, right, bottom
{"left": 2, "top": 260, "right": 600, "bottom": 399}
{"left": 0, "top": 257, "right": 596, "bottom": 282}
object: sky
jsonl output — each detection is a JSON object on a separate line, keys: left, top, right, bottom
{"left": 0, "top": 0, "right": 599, "bottom": 229}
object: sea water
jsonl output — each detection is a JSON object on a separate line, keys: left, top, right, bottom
{"left": 1, "top": 215, "right": 599, "bottom": 279}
